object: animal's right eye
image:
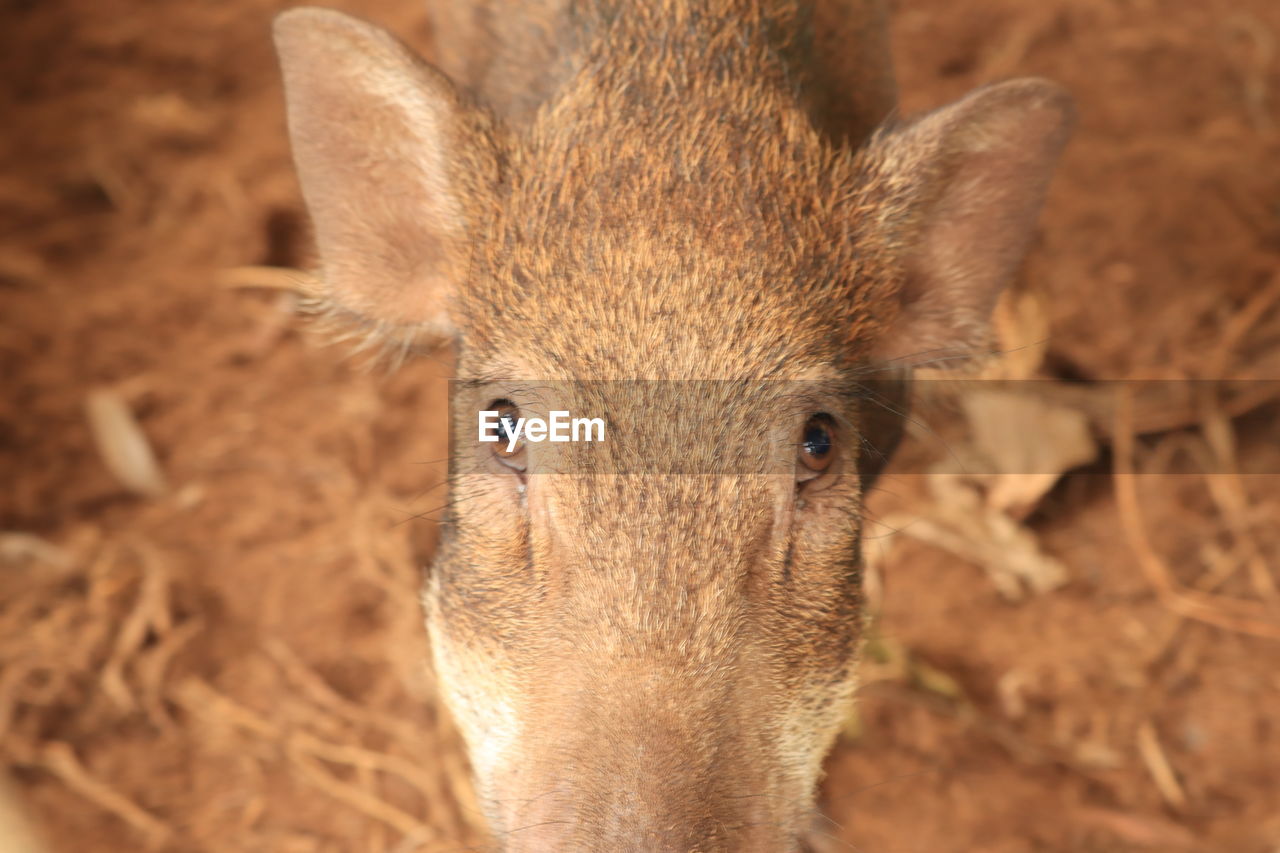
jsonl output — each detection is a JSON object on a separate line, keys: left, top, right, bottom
{"left": 489, "top": 399, "right": 527, "bottom": 471}
{"left": 796, "top": 413, "right": 839, "bottom": 491}
{"left": 798, "top": 414, "right": 835, "bottom": 473}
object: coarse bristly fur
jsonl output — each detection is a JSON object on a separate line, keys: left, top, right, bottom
{"left": 273, "top": 2, "right": 1074, "bottom": 850}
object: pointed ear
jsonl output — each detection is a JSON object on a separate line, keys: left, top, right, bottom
{"left": 859, "top": 78, "right": 1074, "bottom": 367}
{"left": 273, "top": 8, "right": 500, "bottom": 345}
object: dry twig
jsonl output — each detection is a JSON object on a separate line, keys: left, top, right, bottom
{"left": 36, "top": 743, "right": 171, "bottom": 847}
{"left": 1135, "top": 720, "right": 1187, "bottom": 810}
{"left": 1113, "top": 388, "right": 1280, "bottom": 640}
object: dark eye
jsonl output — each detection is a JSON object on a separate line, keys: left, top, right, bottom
{"left": 490, "top": 399, "right": 526, "bottom": 469}
{"left": 798, "top": 414, "right": 835, "bottom": 474}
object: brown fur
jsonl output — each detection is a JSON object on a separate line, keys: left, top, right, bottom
{"left": 273, "top": 2, "right": 1073, "bottom": 849}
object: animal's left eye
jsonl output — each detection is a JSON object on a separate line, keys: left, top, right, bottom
{"left": 798, "top": 414, "right": 835, "bottom": 475}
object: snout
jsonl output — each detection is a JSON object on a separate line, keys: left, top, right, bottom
{"left": 498, "top": 775, "right": 802, "bottom": 853}
{"left": 502, "top": 821, "right": 802, "bottom": 853}
{"left": 490, "top": 680, "right": 809, "bottom": 853}
{"left": 427, "top": 472, "right": 862, "bottom": 853}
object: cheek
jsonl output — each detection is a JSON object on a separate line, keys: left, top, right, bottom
{"left": 790, "top": 479, "right": 865, "bottom": 624}
{"left": 453, "top": 471, "right": 525, "bottom": 534}
{"left": 770, "top": 491, "right": 865, "bottom": 787}
{"left": 423, "top": 576, "right": 523, "bottom": 817}
{"left": 425, "top": 474, "right": 540, "bottom": 813}
{"left": 779, "top": 666, "right": 861, "bottom": 790}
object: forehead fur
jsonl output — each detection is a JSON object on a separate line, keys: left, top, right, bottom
{"left": 457, "top": 1, "right": 890, "bottom": 379}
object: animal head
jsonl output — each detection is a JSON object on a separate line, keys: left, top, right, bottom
{"left": 274, "top": 6, "right": 1072, "bottom": 850}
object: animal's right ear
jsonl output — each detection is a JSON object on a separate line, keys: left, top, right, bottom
{"left": 855, "top": 79, "right": 1073, "bottom": 368}
{"left": 273, "top": 8, "right": 500, "bottom": 347}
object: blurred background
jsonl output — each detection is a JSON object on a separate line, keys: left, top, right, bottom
{"left": 1, "top": 0, "right": 1278, "bottom": 850}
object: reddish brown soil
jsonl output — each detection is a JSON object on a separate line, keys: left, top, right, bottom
{"left": 2, "top": 1, "right": 1278, "bottom": 852}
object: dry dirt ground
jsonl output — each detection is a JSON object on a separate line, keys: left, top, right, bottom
{"left": 2, "top": 1, "right": 1279, "bottom": 851}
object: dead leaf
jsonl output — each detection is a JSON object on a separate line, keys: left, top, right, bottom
{"left": 879, "top": 499, "right": 1069, "bottom": 600}
{"left": 874, "top": 381, "right": 1096, "bottom": 598}
{"left": 0, "top": 774, "right": 48, "bottom": 853}
{"left": 0, "top": 533, "right": 72, "bottom": 570}
{"left": 960, "top": 387, "right": 1097, "bottom": 516}
{"left": 987, "top": 284, "right": 1051, "bottom": 380}
{"left": 84, "top": 389, "right": 167, "bottom": 498}
{"left": 130, "top": 92, "right": 217, "bottom": 142}
{"left": 1136, "top": 720, "right": 1188, "bottom": 809}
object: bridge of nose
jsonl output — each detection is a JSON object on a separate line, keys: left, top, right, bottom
{"left": 525, "top": 471, "right": 789, "bottom": 618}
{"left": 501, "top": 421, "right": 800, "bottom": 852}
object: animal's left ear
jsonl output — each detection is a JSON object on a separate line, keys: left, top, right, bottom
{"left": 858, "top": 78, "right": 1074, "bottom": 366}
